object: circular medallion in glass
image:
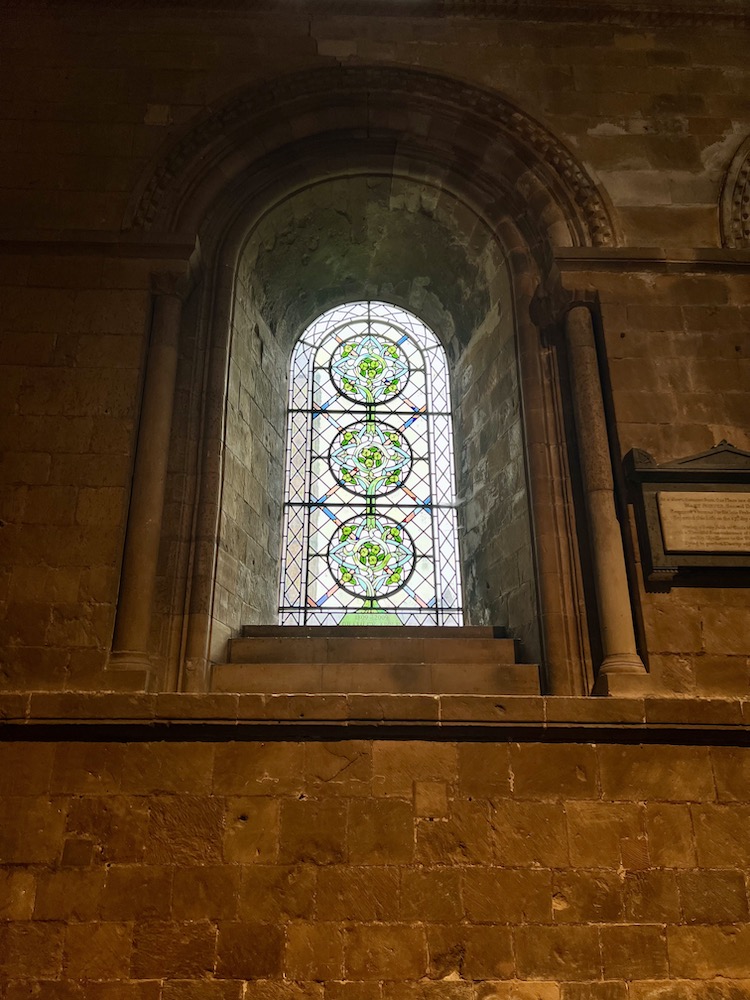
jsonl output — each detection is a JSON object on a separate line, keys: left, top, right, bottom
{"left": 329, "top": 421, "right": 412, "bottom": 496}
{"left": 329, "top": 332, "right": 410, "bottom": 403}
{"left": 327, "top": 514, "right": 414, "bottom": 598}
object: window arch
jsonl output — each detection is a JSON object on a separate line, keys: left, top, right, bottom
{"left": 279, "top": 301, "right": 464, "bottom": 626}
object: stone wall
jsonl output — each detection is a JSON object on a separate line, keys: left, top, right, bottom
{"left": 3, "top": 721, "right": 750, "bottom": 997}
{"left": 0, "top": 6, "right": 748, "bottom": 686}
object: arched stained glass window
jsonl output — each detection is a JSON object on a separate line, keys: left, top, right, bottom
{"left": 279, "top": 301, "right": 463, "bottom": 626}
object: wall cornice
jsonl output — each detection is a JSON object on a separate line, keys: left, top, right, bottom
{"left": 1, "top": 692, "right": 749, "bottom": 743}
{"left": 555, "top": 246, "right": 750, "bottom": 273}
{"left": 0, "top": 0, "right": 748, "bottom": 27}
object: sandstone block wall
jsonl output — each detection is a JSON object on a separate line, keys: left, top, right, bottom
{"left": 0, "top": 6, "right": 748, "bottom": 690}
{"left": 2, "top": 736, "right": 750, "bottom": 997}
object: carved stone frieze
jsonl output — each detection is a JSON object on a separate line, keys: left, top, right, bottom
{"left": 721, "top": 135, "right": 750, "bottom": 249}
{"left": 128, "top": 66, "right": 615, "bottom": 248}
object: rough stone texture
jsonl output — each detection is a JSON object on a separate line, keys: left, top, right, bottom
{"left": 0, "top": 738, "right": 749, "bottom": 994}
{"left": 0, "top": 5, "right": 745, "bottom": 693}
{"left": 0, "top": 3, "right": 749, "bottom": 995}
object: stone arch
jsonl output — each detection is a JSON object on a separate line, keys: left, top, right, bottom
{"left": 125, "top": 66, "right": 617, "bottom": 250}
{"left": 720, "top": 133, "right": 750, "bottom": 248}
{"left": 115, "top": 67, "right": 607, "bottom": 697}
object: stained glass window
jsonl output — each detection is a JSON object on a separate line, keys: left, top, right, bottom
{"left": 279, "top": 301, "right": 463, "bottom": 626}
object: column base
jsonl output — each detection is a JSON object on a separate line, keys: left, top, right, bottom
{"left": 593, "top": 652, "right": 650, "bottom": 697}
{"left": 108, "top": 649, "right": 152, "bottom": 672}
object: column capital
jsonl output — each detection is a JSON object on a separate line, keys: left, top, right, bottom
{"left": 151, "top": 266, "right": 194, "bottom": 301}
{"left": 150, "top": 242, "right": 201, "bottom": 300}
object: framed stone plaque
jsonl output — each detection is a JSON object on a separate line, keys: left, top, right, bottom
{"left": 625, "top": 442, "right": 750, "bottom": 582}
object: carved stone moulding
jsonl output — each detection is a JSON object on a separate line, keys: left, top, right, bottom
{"left": 2, "top": 0, "right": 748, "bottom": 28}
{"left": 721, "top": 135, "right": 750, "bottom": 249}
{"left": 126, "top": 66, "right": 616, "bottom": 250}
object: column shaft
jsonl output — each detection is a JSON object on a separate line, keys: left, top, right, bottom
{"left": 565, "top": 305, "right": 647, "bottom": 685}
{"left": 110, "top": 287, "right": 183, "bottom": 671}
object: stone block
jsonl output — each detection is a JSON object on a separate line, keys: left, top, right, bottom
{"left": 0, "top": 870, "right": 36, "bottom": 920}
{"left": 161, "top": 984, "right": 243, "bottom": 1000}
{"left": 413, "top": 781, "right": 449, "bottom": 818}
{"left": 51, "top": 743, "right": 124, "bottom": 794}
{"left": 427, "top": 924, "right": 514, "bottom": 980}
{"left": 0, "top": 921, "right": 65, "bottom": 977}
{"left": 515, "top": 925, "right": 601, "bottom": 980}
{"left": 417, "top": 800, "right": 494, "bottom": 865}
{"left": 711, "top": 747, "right": 750, "bottom": 801}
{"left": 440, "top": 695, "right": 542, "bottom": 721}
{"left": 646, "top": 804, "right": 697, "bottom": 868}
{"left": 122, "top": 742, "right": 214, "bottom": 794}
{"left": 560, "top": 986, "right": 626, "bottom": 1000}
{"left": 305, "top": 741, "right": 372, "bottom": 797}
{"left": 668, "top": 924, "right": 750, "bottom": 978}
{"left": 145, "top": 794, "right": 224, "bottom": 865}
{"left": 599, "top": 924, "right": 668, "bottom": 979}
{"left": 65, "top": 795, "right": 149, "bottom": 863}
{"left": 476, "top": 986, "right": 560, "bottom": 1000}
{"left": 238, "top": 864, "right": 316, "bottom": 922}
{"left": 401, "top": 868, "right": 462, "bottom": 923}
{"left": 491, "top": 801, "right": 569, "bottom": 867}
{"left": 279, "top": 799, "right": 347, "bottom": 865}
{"left": 372, "top": 742, "right": 457, "bottom": 797}
{"left": 347, "top": 694, "right": 440, "bottom": 721}
{"left": 644, "top": 697, "right": 743, "bottom": 727}
{"left": 345, "top": 924, "right": 427, "bottom": 980}
{"left": 0, "top": 742, "right": 54, "bottom": 795}
{"left": 326, "top": 985, "right": 382, "bottom": 1000}
{"left": 693, "top": 805, "right": 750, "bottom": 867}
{"left": 551, "top": 870, "right": 623, "bottom": 923}
{"left": 464, "top": 867, "right": 551, "bottom": 923}
{"left": 623, "top": 870, "right": 680, "bottom": 922}
{"left": 458, "top": 743, "right": 511, "bottom": 797}
{"left": 223, "top": 796, "right": 279, "bottom": 864}
{"left": 213, "top": 742, "right": 305, "bottom": 795}
{"left": 100, "top": 865, "right": 173, "bottom": 920}
{"left": 61, "top": 838, "right": 97, "bottom": 867}
{"left": 131, "top": 920, "right": 217, "bottom": 978}
{"left": 63, "top": 922, "right": 132, "bottom": 979}
{"left": 598, "top": 745, "right": 714, "bottom": 801}
{"left": 628, "top": 982, "right": 750, "bottom": 999}
{"left": 317, "top": 865, "right": 400, "bottom": 921}
{"left": 285, "top": 921, "right": 345, "bottom": 980}
{"left": 678, "top": 870, "right": 750, "bottom": 923}
{"left": 215, "top": 921, "right": 284, "bottom": 978}
{"left": 383, "top": 985, "right": 474, "bottom": 1000}
{"left": 510, "top": 744, "right": 598, "bottom": 799}
{"left": 567, "top": 802, "right": 645, "bottom": 869}
{"left": 3, "top": 983, "right": 85, "bottom": 1000}
{"left": 0, "top": 797, "right": 66, "bottom": 863}
{"left": 34, "top": 868, "right": 104, "bottom": 920}
{"left": 243, "top": 985, "right": 323, "bottom": 1000}
{"left": 172, "top": 865, "right": 241, "bottom": 921}
{"left": 348, "top": 798, "right": 415, "bottom": 864}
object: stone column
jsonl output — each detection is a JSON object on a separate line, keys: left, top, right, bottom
{"left": 110, "top": 270, "right": 190, "bottom": 675}
{"left": 564, "top": 305, "right": 648, "bottom": 694}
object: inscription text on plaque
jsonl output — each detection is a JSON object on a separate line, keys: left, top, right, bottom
{"left": 658, "top": 491, "right": 750, "bottom": 554}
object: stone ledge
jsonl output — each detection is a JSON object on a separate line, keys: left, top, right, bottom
{"left": 1, "top": 693, "right": 749, "bottom": 739}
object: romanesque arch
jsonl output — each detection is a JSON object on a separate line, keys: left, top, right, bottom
{"left": 112, "top": 66, "right": 630, "bottom": 698}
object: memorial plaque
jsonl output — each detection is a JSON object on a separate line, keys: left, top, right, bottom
{"left": 658, "top": 492, "right": 750, "bottom": 554}
{"left": 625, "top": 442, "right": 750, "bottom": 582}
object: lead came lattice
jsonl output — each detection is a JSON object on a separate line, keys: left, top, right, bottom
{"left": 279, "top": 301, "right": 463, "bottom": 626}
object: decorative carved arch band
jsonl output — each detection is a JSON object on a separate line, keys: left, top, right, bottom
{"left": 721, "top": 134, "right": 750, "bottom": 248}
{"left": 125, "top": 66, "right": 616, "bottom": 249}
